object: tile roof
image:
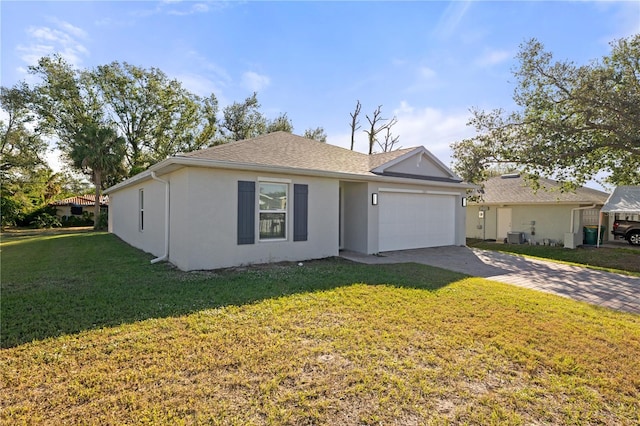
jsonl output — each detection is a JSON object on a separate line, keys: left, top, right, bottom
{"left": 475, "top": 175, "right": 608, "bottom": 204}
{"left": 51, "top": 194, "right": 109, "bottom": 206}
{"left": 180, "top": 131, "right": 413, "bottom": 176}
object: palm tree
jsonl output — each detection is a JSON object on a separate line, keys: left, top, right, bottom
{"left": 68, "top": 123, "right": 126, "bottom": 229}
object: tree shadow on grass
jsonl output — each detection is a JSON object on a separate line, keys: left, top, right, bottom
{"left": 1, "top": 233, "right": 467, "bottom": 348}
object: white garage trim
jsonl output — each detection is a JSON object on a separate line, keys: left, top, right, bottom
{"left": 379, "top": 187, "right": 461, "bottom": 196}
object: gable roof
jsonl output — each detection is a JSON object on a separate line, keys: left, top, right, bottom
{"left": 51, "top": 194, "right": 109, "bottom": 206}
{"left": 601, "top": 186, "right": 640, "bottom": 214}
{"left": 181, "top": 132, "right": 407, "bottom": 175}
{"left": 106, "top": 132, "right": 471, "bottom": 194}
{"left": 473, "top": 175, "right": 608, "bottom": 205}
{"left": 182, "top": 132, "right": 462, "bottom": 181}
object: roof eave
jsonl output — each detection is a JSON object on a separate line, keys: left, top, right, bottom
{"left": 105, "top": 156, "right": 476, "bottom": 193}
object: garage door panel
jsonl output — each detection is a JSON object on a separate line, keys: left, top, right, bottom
{"left": 379, "top": 192, "right": 455, "bottom": 251}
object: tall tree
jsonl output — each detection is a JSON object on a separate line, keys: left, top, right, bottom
{"left": 1, "top": 83, "right": 49, "bottom": 225}
{"left": 303, "top": 127, "right": 327, "bottom": 143}
{"left": 349, "top": 100, "right": 361, "bottom": 151}
{"left": 67, "top": 123, "right": 126, "bottom": 228}
{"left": 91, "top": 61, "right": 218, "bottom": 174}
{"left": 364, "top": 105, "right": 398, "bottom": 154}
{"left": 451, "top": 35, "right": 640, "bottom": 189}
{"left": 377, "top": 124, "right": 400, "bottom": 153}
{"left": 266, "top": 113, "right": 294, "bottom": 133}
{"left": 219, "top": 92, "right": 267, "bottom": 141}
{"left": 30, "top": 56, "right": 219, "bottom": 177}
{"left": 1, "top": 84, "right": 48, "bottom": 175}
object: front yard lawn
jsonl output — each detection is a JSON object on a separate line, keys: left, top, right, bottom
{"left": 2, "top": 232, "right": 639, "bottom": 424}
{"left": 468, "top": 238, "right": 640, "bottom": 276}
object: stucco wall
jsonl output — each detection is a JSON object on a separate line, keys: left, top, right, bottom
{"left": 466, "top": 204, "right": 607, "bottom": 244}
{"left": 109, "top": 179, "right": 166, "bottom": 258}
{"left": 340, "top": 182, "right": 369, "bottom": 253}
{"left": 169, "top": 168, "right": 339, "bottom": 271}
{"left": 385, "top": 154, "right": 450, "bottom": 179}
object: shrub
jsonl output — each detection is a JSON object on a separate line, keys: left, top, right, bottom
{"left": 0, "top": 196, "right": 23, "bottom": 228}
{"left": 97, "top": 212, "right": 108, "bottom": 230}
{"left": 33, "top": 213, "right": 62, "bottom": 229}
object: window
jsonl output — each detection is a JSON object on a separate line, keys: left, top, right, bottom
{"left": 139, "top": 189, "right": 144, "bottom": 231}
{"left": 259, "top": 182, "right": 287, "bottom": 240}
{"left": 70, "top": 205, "right": 83, "bottom": 215}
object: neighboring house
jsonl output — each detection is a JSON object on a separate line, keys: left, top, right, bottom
{"left": 105, "top": 132, "right": 473, "bottom": 271}
{"left": 466, "top": 174, "right": 609, "bottom": 245}
{"left": 51, "top": 194, "right": 109, "bottom": 219}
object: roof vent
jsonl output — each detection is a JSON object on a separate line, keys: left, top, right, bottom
{"left": 501, "top": 173, "right": 521, "bottom": 179}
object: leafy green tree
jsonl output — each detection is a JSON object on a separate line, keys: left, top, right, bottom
{"left": 0, "top": 84, "right": 47, "bottom": 176}
{"left": 91, "top": 62, "right": 218, "bottom": 174}
{"left": 266, "top": 113, "right": 293, "bottom": 134}
{"left": 67, "top": 123, "right": 126, "bottom": 228}
{"left": 219, "top": 92, "right": 267, "bottom": 141}
{"left": 451, "top": 35, "right": 640, "bottom": 189}
{"left": 29, "top": 55, "right": 218, "bottom": 177}
{"left": 303, "top": 127, "right": 328, "bottom": 143}
{"left": 1, "top": 83, "right": 51, "bottom": 224}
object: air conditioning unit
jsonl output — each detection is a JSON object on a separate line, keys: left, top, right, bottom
{"left": 507, "top": 231, "right": 525, "bottom": 244}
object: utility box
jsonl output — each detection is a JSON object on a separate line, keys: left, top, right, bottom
{"left": 507, "top": 231, "right": 525, "bottom": 244}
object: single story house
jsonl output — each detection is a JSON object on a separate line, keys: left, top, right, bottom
{"left": 466, "top": 174, "right": 609, "bottom": 246}
{"left": 51, "top": 194, "right": 109, "bottom": 218}
{"left": 105, "top": 132, "right": 473, "bottom": 271}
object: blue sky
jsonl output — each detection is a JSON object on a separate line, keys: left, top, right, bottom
{"left": 2, "top": 1, "right": 639, "bottom": 177}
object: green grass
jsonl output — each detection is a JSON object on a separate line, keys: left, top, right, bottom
{"left": 2, "top": 232, "right": 640, "bottom": 425}
{"left": 467, "top": 239, "right": 640, "bottom": 276}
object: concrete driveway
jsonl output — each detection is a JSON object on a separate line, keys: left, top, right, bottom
{"left": 340, "top": 246, "right": 640, "bottom": 314}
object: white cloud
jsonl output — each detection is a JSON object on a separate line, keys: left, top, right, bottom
{"left": 433, "top": 0, "right": 473, "bottom": 39}
{"left": 17, "top": 20, "right": 89, "bottom": 69}
{"left": 419, "top": 66, "right": 437, "bottom": 79}
{"left": 174, "top": 73, "right": 220, "bottom": 98}
{"left": 327, "top": 101, "right": 475, "bottom": 168}
{"left": 242, "top": 71, "right": 271, "bottom": 92}
{"left": 475, "top": 49, "right": 511, "bottom": 68}
{"left": 167, "top": 3, "right": 210, "bottom": 16}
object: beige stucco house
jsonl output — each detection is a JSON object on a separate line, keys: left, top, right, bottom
{"left": 51, "top": 194, "right": 109, "bottom": 218}
{"left": 105, "top": 132, "right": 473, "bottom": 271}
{"left": 466, "top": 174, "right": 609, "bottom": 246}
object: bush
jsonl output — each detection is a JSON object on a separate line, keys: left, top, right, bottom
{"left": 97, "top": 212, "right": 108, "bottom": 230}
{"left": 33, "top": 213, "right": 61, "bottom": 229}
{"left": 1, "top": 196, "right": 23, "bottom": 228}
{"left": 18, "top": 205, "right": 59, "bottom": 228}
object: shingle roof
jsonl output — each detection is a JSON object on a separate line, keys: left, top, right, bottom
{"left": 181, "top": 131, "right": 413, "bottom": 176}
{"left": 475, "top": 175, "right": 608, "bottom": 205}
{"left": 51, "top": 194, "right": 109, "bottom": 206}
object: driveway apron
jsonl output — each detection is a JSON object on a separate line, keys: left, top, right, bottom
{"left": 340, "top": 246, "right": 640, "bottom": 314}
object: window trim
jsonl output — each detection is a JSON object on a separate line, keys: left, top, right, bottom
{"left": 258, "top": 179, "right": 290, "bottom": 242}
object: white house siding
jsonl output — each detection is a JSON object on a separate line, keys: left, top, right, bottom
{"left": 466, "top": 204, "right": 604, "bottom": 244}
{"left": 109, "top": 179, "right": 167, "bottom": 258}
{"left": 169, "top": 168, "right": 339, "bottom": 271}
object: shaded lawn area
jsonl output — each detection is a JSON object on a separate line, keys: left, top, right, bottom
{"left": 2, "top": 232, "right": 640, "bottom": 425}
{"left": 467, "top": 239, "right": 640, "bottom": 276}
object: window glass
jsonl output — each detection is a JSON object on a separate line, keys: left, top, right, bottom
{"left": 259, "top": 182, "right": 287, "bottom": 240}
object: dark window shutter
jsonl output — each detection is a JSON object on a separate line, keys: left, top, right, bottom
{"left": 237, "top": 181, "right": 255, "bottom": 245}
{"left": 293, "top": 184, "right": 308, "bottom": 242}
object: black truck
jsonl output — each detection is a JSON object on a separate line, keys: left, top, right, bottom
{"left": 612, "top": 219, "right": 640, "bottom": 245}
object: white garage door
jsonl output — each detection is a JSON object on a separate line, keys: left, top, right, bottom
{"left": 378, "top": 192, "right": 456, "bottom": 252}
